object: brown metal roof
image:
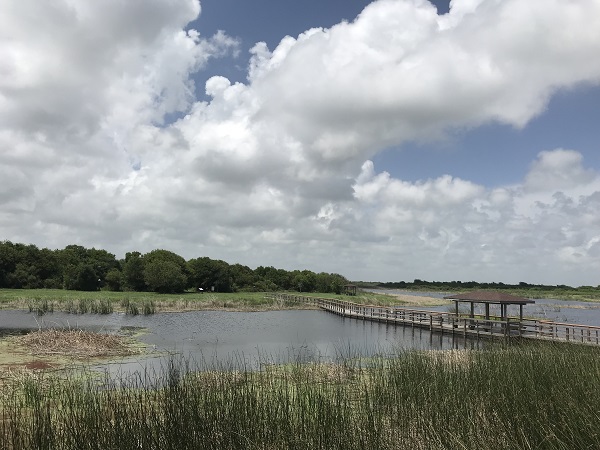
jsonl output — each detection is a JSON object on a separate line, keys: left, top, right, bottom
{"left": 443, "top": 290, "right": 534, "bottom": 304}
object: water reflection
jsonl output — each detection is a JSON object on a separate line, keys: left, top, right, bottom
{"left": 0, "top": 309, "right": 481, "bottom": 377}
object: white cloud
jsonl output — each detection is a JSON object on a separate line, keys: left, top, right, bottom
{"left": 348, "top": 149, "right": 600, "bottom": 284}
{"left": 524, "top": 149, "right": 596, "bottom": 192}
{"left": 1, "top": 0, "right": 600, "bottom": 286}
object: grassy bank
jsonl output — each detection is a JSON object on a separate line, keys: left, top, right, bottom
{"left": 0, "top": 289, "right": 302, "bottom": 314}
{"left": 0, "top": 289, "right": 403, "bottom": 314}
{"left": 367, "top": 285, "right": 600, "bottom": 302}
{"left": 2, "top": 341, "right": 600, "bottom": 449}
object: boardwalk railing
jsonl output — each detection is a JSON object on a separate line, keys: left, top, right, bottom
{"left": 266, "top": 293, "right": 600, "bottom": 345}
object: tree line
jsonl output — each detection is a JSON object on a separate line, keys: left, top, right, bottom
{"left": 0, "top": 241, "right": 349, "bottom": 294}
{"left": 356, "top": 279, "right": 592, "bottom": 290}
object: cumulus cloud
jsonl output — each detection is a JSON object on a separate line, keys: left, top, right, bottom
{"left": 1, "top": 0, "right": 600, "bottom": 285}
{"left": 349, "top": 150, "right": 600, "bottom": 284}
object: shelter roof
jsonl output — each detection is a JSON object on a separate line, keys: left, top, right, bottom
{"left": 443, "top": 290, "right": 534, "bottom": 304}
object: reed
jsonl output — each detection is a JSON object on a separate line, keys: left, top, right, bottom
{"left": 26, "top": 298, "right": 54, "bottom": 316}
{"left": 1, "top": 342, "right": 600, "bottom": 449}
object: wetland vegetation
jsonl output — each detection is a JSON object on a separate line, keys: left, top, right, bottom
{"left": 1, "top": 342, "right": 600, "bottom": 449}
{"left": 0, "top": 289, "right": 409, "bottom": 314}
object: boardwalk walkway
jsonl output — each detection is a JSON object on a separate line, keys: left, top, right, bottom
{"left": 267, "top": 293, "right": 600, "bottom": 345}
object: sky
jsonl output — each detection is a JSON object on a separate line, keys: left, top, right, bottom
{"left": 1, "top": 0, "right": 600, "bottom": 286}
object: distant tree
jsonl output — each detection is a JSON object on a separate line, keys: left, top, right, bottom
{"left": 229, "top": 263, "right": 255, "bottom": 291}
{"left": 329, "top": 274, "right": 347, "bottom": 294}
{"left": 188, "top": 257, "right": 232, "bottom": 292}
{"left": 86, "top": 248, "right": 119, "bottom": 282}
{"left": 122, "top": 252, "right": 146, "bottom": 291}
{"left": 291, "top": 270, "right": 318, "bottom": 292}
{"left": 58, "top": 245, "right": 117, "bottom": 291}
{"left": 143, "top": 249, "right": 188, "bottom": 293}
{"left": 144, "top": 260, "right": 186, "bottom": 293}
{"left": 63, "top": 263, "right": 100, "bottom": 291}
{"left": 255, "top": 266, "right": 291, "bottom": 290}
{"left": 0, "top": 242, "right": 62, "bottom": 289}
{"left": 0, "top": 242, "right": 18, "bottom": 288}
{"left": 37, "top": 248, "right": 62, "bottom": 288}
{"left": 104, "top": 268, "right": 122, "bottom": 291}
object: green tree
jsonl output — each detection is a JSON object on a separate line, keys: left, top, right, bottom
{"left": 63, "top": 263, "right": 100, "bottom": 291}
{"left": 315, "top": 272, "right": 348, "bottom": 294}
{"left": 254, "top": 266, "right": 292, "bottom": 290}
{"left": 291, "top": 270, "right": 317, "bottom": 292}
{"left": 229, "top": 263, "right": 256, "bottom": 291}
{"left": 122, "top": 252, "right": 146, "bottom": 291}
{"left": 142, "top": 249, "right": 188, "bottom": 293}
{"left": 104, "top": 268, "right": 122, "bottom": 291}
{"left": 59, "top": 245, "right": 117, "bottom": 290}
{"left": 187, "top": 257, "right": 232, "bottom": 292}
{"left": 0, "top": 241, "right": 18, "bottom": 287}
{"left": 144, "top": 260, "right": 186, "bottom": 293}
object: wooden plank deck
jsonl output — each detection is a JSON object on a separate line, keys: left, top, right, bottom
{"left": 267, "top": 293, "right": 600, "bottom": 345}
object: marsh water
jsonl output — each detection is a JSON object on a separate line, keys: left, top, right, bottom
{"left": 368, "top": 289, "right": 600, "bottom": 326}
{"left": 1, "top": 291, "right": 600, "bottom": 377}
{"left": 0, "top": 308, "right": 478, "bottom": 377}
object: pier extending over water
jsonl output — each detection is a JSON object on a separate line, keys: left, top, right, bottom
{"left": 268, "top": 293, "right": 600, "bottom": 345}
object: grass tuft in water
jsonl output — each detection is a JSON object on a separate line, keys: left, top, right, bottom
{"left": 27, "top": 298, "right": 54, "bottom": 316}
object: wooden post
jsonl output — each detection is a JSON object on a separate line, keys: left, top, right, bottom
{"left": 519, "top": 304, "right": 523, "bottom": 321}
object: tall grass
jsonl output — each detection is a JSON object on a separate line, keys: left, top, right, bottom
{"left": 1, "top": 289, "right": 317, "bottom": 313}
{"left": 27, "top": 298, "right": 54, "bottom": 316}
{"left": 2, "top": 342, "right": 600, "bottom": 449}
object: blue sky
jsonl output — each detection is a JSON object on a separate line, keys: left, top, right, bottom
{"left": 376, "top": 84, "right": 600, "bottom": 187}
{"left": 193, "top": 0, "right": 600, "bottom": 188}
{"left": 2, "top": 0, "right": 600, "bottom": 286}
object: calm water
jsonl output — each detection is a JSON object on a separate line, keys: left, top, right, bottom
{"left": 3, "top": 292, "right": 599, "bottom": 377}
{"left": 0, "top": 309, "right": 477, "bottom": 377}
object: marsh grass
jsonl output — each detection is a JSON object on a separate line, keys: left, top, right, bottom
{"left": 27, "top": 298, "right": 54, "bottom": 316}
{"left": 1, "top": 341, "right": 600, "bottom": 449}
{"left": 0, "top": 289, "right": 328, "bottom": 314}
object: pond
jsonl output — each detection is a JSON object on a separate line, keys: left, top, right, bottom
{"left": 0, "top": 308, "right": 479, "bottom": 378}
{"left": 4, "top": 291, "right": 597, "bottom": 378}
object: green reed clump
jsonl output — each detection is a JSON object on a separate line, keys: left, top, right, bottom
{"left": 126, "top": 302, "right": 139, "bottom": 315}
{"left": 77, "top": 298, "right": 89, "bottom": 314}
{"left": 27, "top": 298, "right": 54, "bottom": 316}
{"left": 62, "top": 299, "right": 76, "bottom": 314}
{"left": 142, "top": 299, "right": 155, "bottom": 315}
{"left": 90, "top": 298, "right": 113, "bottom": 314}
{"left": 120, "top": 298, "right": 154, "bottom": 315}
{"left": 2, "top": 342, "right": 600, "bottom": 449}
{"left": 62, "top": 298, "right": 113, "bottom": 315}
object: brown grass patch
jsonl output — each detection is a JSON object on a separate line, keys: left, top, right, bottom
{"left": 13, "top": 329, "right": 140, "bottom": 359}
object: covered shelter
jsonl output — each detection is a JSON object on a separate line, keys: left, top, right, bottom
{"left": 444, "top": 290, "right": 535, "bottom": 322}
{"left": 344, "top": 284, "right": 358, "bottom": 296}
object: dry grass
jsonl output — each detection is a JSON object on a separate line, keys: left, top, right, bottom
{"left": 13, "top": 329, "right": 140, "bottom": 359}
{"left": 387, "top": 293, "right": 451, "bottom": 307}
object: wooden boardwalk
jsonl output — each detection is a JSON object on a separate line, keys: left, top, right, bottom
{"left": 268, "top": 293, "right": 600, "bottom": 345}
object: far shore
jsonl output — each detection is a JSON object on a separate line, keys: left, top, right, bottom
{"left": 383, "top": 293, "right": 451, "bottom": 307}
